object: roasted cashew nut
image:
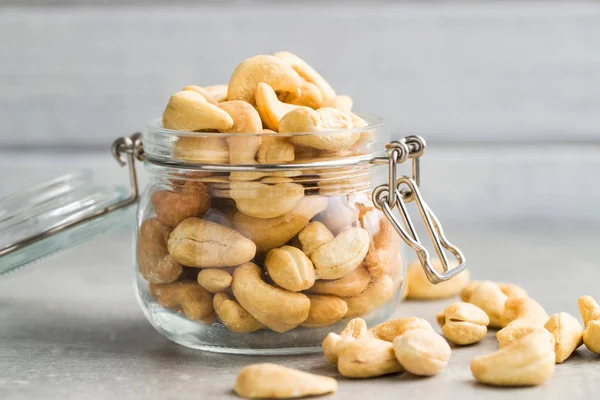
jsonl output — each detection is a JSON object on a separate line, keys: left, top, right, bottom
{"left": 578, "top": 295, "right": 600, "bottom": 354}
{"left": 544, "top": 312, "right": 583, "bottom": 363}
{"left": 150, "top": 281, "right": 214, "bottom": 323}
{"left": 300, "top": 294, "right": 348, "bottom": 328}
{"left": 368, "top": 317, "right": 433, "bottom": 342}
{"left": 213, "top": 292, "right": 264, "bottom": 333}
{"left": 322, "top": 318, "right": 369, "bottom": 363}
{"left": 437, "top": 302, "right": 489, "bottom": 345}
{"left": 310, "top": 227, "right": 370, "bottom": 280}
{"left": 255, "top": 82, "right": 302, "bottom": 131}
{"left": 393, "top": 329, "right": 451, "bottom": 376}
{"left": 265, "top": 245, "right": 316, "bottom": 292}
{"left": 162, "top": 90, "right": 234, "bottom": 131}
{"left": 137, "top": 218, "right": 183, "bottom": 284}
{"left": 217, "top": 100, "right": 263, "bottom": 165}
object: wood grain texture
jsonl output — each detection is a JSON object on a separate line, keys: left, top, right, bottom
{"left": 1, "top": 2, "right": 599, "bottom": 147}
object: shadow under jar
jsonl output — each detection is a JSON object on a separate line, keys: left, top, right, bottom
{"left": 135, "top": 116, "right": 407, "bottom": 354}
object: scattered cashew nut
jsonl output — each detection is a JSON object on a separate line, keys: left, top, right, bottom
{"left": 471, "top": 331, "right": 556, "bottom": 386}
{"left": 544, "top": 312, "right": 583, "bottom": 363}
{"left": 393, "top": 329, "right": 451, "bottom": 376}
{"left": 234, "top": 363, "right": 337, "bottom": 399}
{"left": 501, "top": 296, "right": 549, "bottom": 329}
{"left": 368, "top": 317, "right": 433, "bottom": 342}
{"left": 437, "top": 302, "right": 489, "bottom": 345}
{"left": 578, "top": 295, "right": 600, "bottom": 354}
{"left": 322, "top": 317, "right": 369, "bottom": 363}
{"left": 337, "top": 337, "right": 403, "bottom": 378}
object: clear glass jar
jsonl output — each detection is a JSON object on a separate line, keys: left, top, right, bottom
{"left": 134, "top": 117, "right": 407, "bottom": 354}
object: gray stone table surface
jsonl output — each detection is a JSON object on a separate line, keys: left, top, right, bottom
{"left": 1, "top": 222, "right": 599, "bottom": 399}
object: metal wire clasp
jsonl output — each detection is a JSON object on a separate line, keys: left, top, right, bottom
{"left": 372, "top": 136, "right": 466, "bottom": 284}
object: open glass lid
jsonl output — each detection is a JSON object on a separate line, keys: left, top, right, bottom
{"left": 0, "top": 134, "right": 143, "bottom": 275}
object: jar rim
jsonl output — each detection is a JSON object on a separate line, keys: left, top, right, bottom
{"left": 146, "top": 114, "right": 386, "bottom": 137}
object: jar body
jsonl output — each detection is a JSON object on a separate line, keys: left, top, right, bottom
{"left": 134, "top": 121, "right": 406, "bottom": 354}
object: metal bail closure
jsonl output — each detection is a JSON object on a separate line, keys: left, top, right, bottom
{"left": 373, "top": 137, "right": 466, "bottom": 284}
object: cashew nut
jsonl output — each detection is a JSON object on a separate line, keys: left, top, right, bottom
{"left": 150, "top": 281, "right": 214, "bottom": 323}
{"left": 307, "top": 264, "right": 370, "bottom": 297}
{"left": 496, "top": 326, "right": 553, "bottom": 349}
{"left": 173, "top": 136, "right": 230, "bottom": 164}
{"left": 150, "top": 181, "right": 211, "bottom": 227}
{"left": 232, "top": 263, "right": 310, "bottom": 333}
{"left": 393, "top": 329, "right": 451, "bottom": 376}
{"left": 168, "top": 218, "right": 256, "bottom": 268}
{"left": 218, "top": 100, "right": 263, "bottom": 165}
{"left": 337, "top": 337, "right": 403, "bottom": 378}
{"left": 310, "top": 227, "right": 370, "bottom": 280}
{"left": 162, "top": 91, "right": 234, "bottom": 131}
{"left": 233, "top": 195, "right": 328, "bottom": 252}
{"left": 213, "top": 292, "right": 264, "bottom": 333}
{"left": 437, "top": 302, "right": 489, "bottom": 345}
{"left": 230, "top": 181, "right": 305, "bottom": 219}
{"left": 343, "top": 275, "right": 394, "bottom": 318}
{"left": 273, "top": 51, "right": 336, "bottom": 105}
{"left": 255, "top": 82, "right": 302, "bottom": 131}
{"left": 325, "top": 95, "right": 353, "bottom": 113}
{"left": 279, "top": 81, "right": 324, "bottom": 109}
{"left": 501, "top": 296, "right": 548, "bottom": 328}
{"left": 406, "top": 259, "right": 470, "bottom": 300}
{"left": 460, "top": 280, "right": 527, "bottom": 302}
{"left": 203, "top": 84, "right": 228, "bottom": 102}
{"left": 227, "top": 55, "right": 302, "bottom": 106}
{"left": 182, "top": 85, "right": 218, "bottom": 104}
{"left": 300, "top": 294, "right": 348, "bottom": 328}
{"left": 578, "top": 295, "right": 600, "bottom": 354}
{"left": 544, "top": 312, "right": 583, "bottom": 363}
{"left": 264, "top": 245, "right": 316, "bottom": 292}
{"left": 462, "top": 280, "right": 508, "bottom": 328}
{"left": 322, "top": 317, "right": 369, "bottom": 363}
{"left": 470, "top": 331, "right": 556, "bottom": 386}
{"left": 280, "top": 107, "right": 359, "bottom": 151}
{"left": 137, "top": 218, "right": 183, "bottom": 283}
{"left": 297, "top": 221, "right": 334, "bottom": 256}
{"left": 257, "top": 136, "right": 295, "bottom": 164}
{"left": 197, "top": 268, "right": 233, "bottom": 293}
{"left": 234, "top": 363, "right": 337, "bottom": 399}
{"left": 368, "top": 317, "right": 433, "bottom": 342}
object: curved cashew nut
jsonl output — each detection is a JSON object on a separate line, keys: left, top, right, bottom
{"left": 343, "top": 275, "right": 394, "bottom": 319}
{"left": 150, "top": 281, "right": 214, "bottom": 323}
{"left": 197, "top": 268, "right": 233, "bottom": 293}
{"left": 234, "top": 364, "right": 337, "bottom": 399}
{"left": 501, "top": 296, "right": 548, "bottom": 328}
{"left": 233, "top": 195, "right": 328, "bottom": 252}
{"left": 337, "top": 337, "right": 403, "bottom": 378}
{"left": 308, "top": 264, "right": 371, "bottom": 298}
{"left": 578, "top": 295, "right": 600, "bottom": 354}
{"left": 280, "top": 107, "right": 358, "bottom": 151}
{"left": 213, "top": 292, "right": 264, "bottom": 333}
{"left": 544, "top": 312, "right": 583, "bottom": 363}
{"left": 298, "top": 221, "right": 335, "bottom": 256}
{"left": 393, "top": 329, "right": 451, "bottom": 376}
{"left": 173, "top": 136, "right": 230, "bottom": 164}
{"left": 182, "top": 85, "right": 218, "bottom": 104}
{"left": 460, "top": 280, "right": 527, "bottom": 302}
{"left": 217, "top": 100, "right": 263, "bottom": 165}
{"left": 310, "top": 227, "right": 370, "bottom": 280}
{"left": 150, "top": 181, "right": 211, "bottom": 227}
{"left": 255, "top": 82, "right": 302, "bottom": 131}
{"left": 168, "top": 218, "right": 256, "bottom": 268}
{"left": 300, "top": 294, "right": 348, "bottom": 328}
{"left": 257, "top": 135, "right": 295, "bottom": 164}
{"left": 273, "top": 51, "right": 336, "bottom": 104}
{"left": 227, "top": 55, "right": 302, "bottom": 106}
{"left": 406, "top": 259, "right": 470, "bottom": 300}
{"left": 162, "top": 91, "right": 234, "bottom": 131}
{"left": 322, "top": 317, "right": 369, "bottom": 363}
{"left": 437, "top": 302, "right": 489, "bottom": 345}
{"left": 232, "top": 263, "right": 310, "bottom": 333}
{"left": 265, "top": 245, "right": 316, "bottom": 292}
{"left": 462, "top": 280, "right": 507, "bottom": 328}
{"left": 496, "top": 325, "right": 552, "bottom": 349}
{"left": 471, "top": 331, "right": 555, "bottom": 386}
{"left": 137, "top": 218, "right": 182, "bottom": 283}
{"left": 369, "top": 317, "right": 433, "bottom": 342}
{"left": 230, "top": 181, "right": 305, "bottom": 219}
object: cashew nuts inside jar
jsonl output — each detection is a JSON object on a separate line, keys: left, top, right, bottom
{"left": 134, "top": 54, "right": 408, "bottom": 354}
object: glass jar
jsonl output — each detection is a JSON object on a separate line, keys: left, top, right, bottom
{"left": 0, "top": 116, "right": 466, "bottom": 355}
{"left": 135, "top": 117, "right": 408, "bottom": 354}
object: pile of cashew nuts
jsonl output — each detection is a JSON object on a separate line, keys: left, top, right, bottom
{"left": 235, "top": 281, "right": 600, "bottom": 398}
{"left": 137, "top": 52, "right": 404, "bottom": 335}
